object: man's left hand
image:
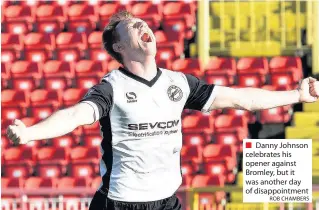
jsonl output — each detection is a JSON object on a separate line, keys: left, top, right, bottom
{"left": 298, "top": 77, "right": 319, "bottom": 103}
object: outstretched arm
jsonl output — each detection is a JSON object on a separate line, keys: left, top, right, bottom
{"left": 210, "top": 77, "right": 319, "bottom": 112}
{"left": 7, "top": 80, "right": 113, "bottom": 145}
{"left": 6, "top": 102, "right": 96, "bottom": 144}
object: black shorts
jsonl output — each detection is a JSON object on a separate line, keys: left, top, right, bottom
{"left": 89, "top": 190, "right": 182, "bottom": 210}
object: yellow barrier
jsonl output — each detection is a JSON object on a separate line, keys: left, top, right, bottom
{"left": 293, "top": 112, "right": 319, "bottom": 127}
{"left": 285, "top": 126, "right": 319, "bottom": 139}
{"left": 205, "top": 0, "right": 314, "bottom": 57}
{"left": 304, "top": 101, "right": 319, "bottom": 112}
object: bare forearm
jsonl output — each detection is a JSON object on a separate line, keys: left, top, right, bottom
{"left": 236, "top": 88, "right": 300, "bottom": 111}
{"left": 26, "top": 108, "right": 79, "bottom": 141}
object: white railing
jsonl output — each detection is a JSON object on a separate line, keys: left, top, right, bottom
{"left": 1, "top": 197, "right": 92, "bottom": 210}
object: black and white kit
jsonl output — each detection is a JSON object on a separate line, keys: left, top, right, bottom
{"left": 81, "top": 67, "right": 219, "bottom": 208}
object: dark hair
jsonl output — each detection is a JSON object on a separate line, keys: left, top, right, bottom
{"left": 102, "top": 11, "right": 133, "bottom": 64}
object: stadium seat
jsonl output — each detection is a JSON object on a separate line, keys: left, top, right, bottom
{"left": 131, "top": 2, "right": 162, "bottom": 31}
{"left": 3, "top": 165, "right": 31, "bottom": 178}
{"left": 88, "top": 31, "right": 103, "bottom": 49}
{"left": 1, "top": 33, "right": 23, "bottom": 53}
{"left": 214, "top": 115, "right": 248, "bottom": 151}
{"left": 181, "top": 145, "right": 202, "bottom": 165}
{"left": 1, "top": 49, "right": 17, "bottom": 64}
{"left": 56, "top": 177, "right": 76, "bottom": 189}
{"left": 30, "top": 89, "right": 61, "bottom": 108}
{"left": 156, "top": 47, "right": 177, "bottom": 64}
{"left": 172, "top": 58, "right": 203, "bottom": 78}
{"left": 36, "top": 165, "right": 63, "bottom": 178}
{"left": 74, "top": 60, "right": 107, "bottom": 89}
{"left": 224, "top": 109, "right": 256, "bottom": 124}
{"left": 163, "top": 2, "right": 196, "bottom": 39}
{"left": 24, "top": 177, "right": 55, "bottom": 189}
{"left": 237, "top": 73, "right": 264, "bottom": 87}
{"left": 88, "top": 48, "right": 111, "bottom": 62}
{"left": 155, "top": 30, "right": 184, "bottom": 57}
{"left": 269, "top": 56, "right": 303, "bottom": 83}
{"left": 203, "top": 144, "right": 237, "bottom": 183}
{"left": 6, "top": 0, "right": 40, "bottom": 9}
{"left": 37, "top": 147, "right": 69, "bottom": 165}
{"left": 1, "top": 177, "right": 25, "bottom": 188}
{"left": 205, "top": 57, "right": 236, "bottom": 77}
{"left": 82, "top": 134, "right": 102, "bottom": 147}
{"left": 258, "top": 107, "right": 292, "bottom": 124}
{"left": 24, "top": 33, "right": 55, "bottom": 62}
{"left": 3, "top": 146, "right": 34, "bottom": 166}
{"left": 63, "top": 88, "right": 87, "bottom": 107}
{"left": 70, "top": 146, "right": 100, "bottom": 164}
{"left": 69, "top": 163, "right": 96, "bottom": 178}
{"left": 236, "top": 57, "right": 268, "bottom": 87}
{"left": 36, "top": 4, "right": 66, "bottom": 34}
{"left": 183, "top": 132, "right": 206, "bottom": 147}
{"left": 270, "top": 72, "right": 295, "bottom": 89}
{"left": 67, "top": 4, "right": 97, "bottom": 34}
{"left": 87, "top": 31, "right": 109, "bottom": 61}
{"left": 1, "top": 90, "right": 29, "bottom": 121}
{"left": 182, "top": 113, "right": 214, "bottom": 144}
{"left": 204, "top": 57, "right": 236, "bottom": 85}
{"left": 43, "top": 60, "right": 74, "bottom": 90}
{"left": 30, "top": 89, "right": 61, "bottom": 120}
{"left": 70, "top": 146, "right": 100, "bottom": 176}
{"left": 56, "top": 32, "right": 88, "bottom": 61}
{"left": 203, "top": 161, "right": 227, "bottom": 179}
{"left": 99, "top": 3, "right": 130, "bottom": 27}
{"left": 51, "top": 135, "right": 76, "bottom": 148}
{"left": 237, "top": 57, "right": 268, "bottom": 75}
{"left": 36, "top": 147, "right": 69, "bottom": 177}
{"left": 3, "top": 5, "right": 34, "bottom": 34}
{"left": 204, "top": 73, "right": 233, "bottom": 86}
{"left": 10, "top": 61, "right": 42, "bottom": 91}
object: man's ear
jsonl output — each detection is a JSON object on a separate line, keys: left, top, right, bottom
{"left": 113, "top": 43, "right": 124, "bottom": 53}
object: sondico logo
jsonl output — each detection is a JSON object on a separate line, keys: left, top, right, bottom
{"left": 167, "top": 85, "right": 183, "bottom": 102}
{"left": 128, "top": 120, "right": 180, "bottom": 130}
{"left": 126, "top": 92, "right": 137, "bottom": 103}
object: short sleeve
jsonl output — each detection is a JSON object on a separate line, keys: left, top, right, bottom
{"left": 184, "top": 74, "right": 218, "bottom": 112}
{"left": 79, "top": 80, "right": 113, "bottom": 121}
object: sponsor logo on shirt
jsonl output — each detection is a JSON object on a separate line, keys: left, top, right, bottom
{"left": 127, "top": 120, "right": 180, "bottom": 130}
{"left": 126, "top": 92, "right": 137, "bottom": 103}
{"left": 167, "top": 85, "right": 183, "bottom": 102}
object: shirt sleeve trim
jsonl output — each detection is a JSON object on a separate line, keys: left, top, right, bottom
{"left": 81, "top": 101, "right": 100, "bottom": 123}
{"left": 201, "top": 85, "right": 221, "bottom": 113}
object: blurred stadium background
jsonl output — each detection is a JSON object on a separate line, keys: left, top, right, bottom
{"left": 1, "top": 0, "right": 319, "bottom": 209}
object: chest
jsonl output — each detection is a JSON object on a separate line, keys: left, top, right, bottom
{"left": 111, "top": 78, "right": 189, "bottom": 120}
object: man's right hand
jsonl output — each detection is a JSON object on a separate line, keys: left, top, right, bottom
{"left": 6, "top": 119, "right": 29, "bottom": 145}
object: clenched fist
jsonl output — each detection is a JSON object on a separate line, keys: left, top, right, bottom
{"left": 6, "top": 119, "right": 29, "bottom": 145}
{"left": 298, "top": 77, "right": 319, "bottom": 103}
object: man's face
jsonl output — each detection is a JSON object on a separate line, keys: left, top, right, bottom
{"left": 114, "top": 18, "right": 156, "bottom": 60}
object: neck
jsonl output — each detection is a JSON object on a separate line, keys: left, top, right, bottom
{"left": 123, "top": 56, "right": 157, "bottom": 81}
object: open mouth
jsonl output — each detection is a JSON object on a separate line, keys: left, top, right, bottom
{"left": 141, "top": 32, "right": 152, "bottom": 43}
